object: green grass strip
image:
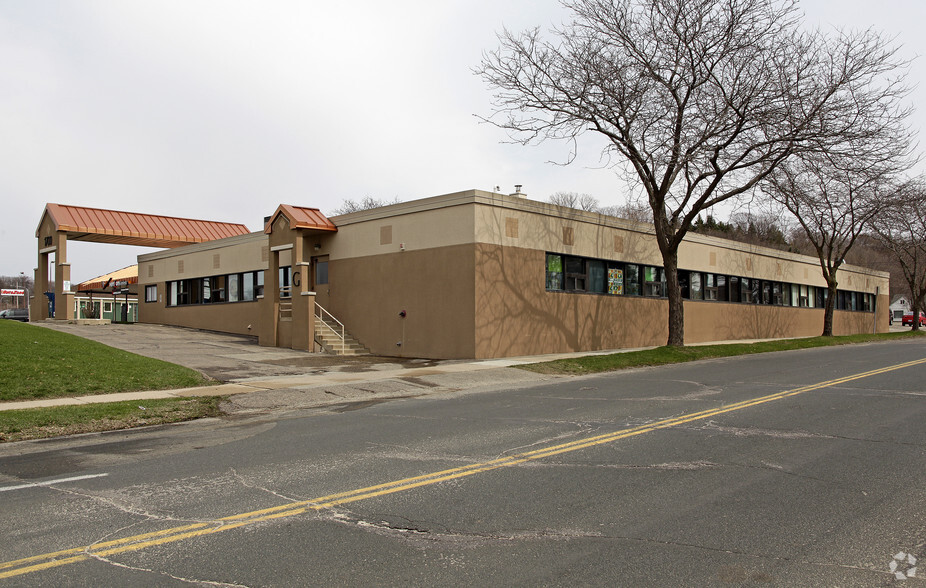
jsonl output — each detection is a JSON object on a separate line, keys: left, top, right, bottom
{"left": 519, "top": 331, "right": 926, "bottom": 375}
{"left": 0, "top": 321, "right": 211, "bottom": 402}
{"left": 0, "top": 397, "right": 224, "bottom": 442}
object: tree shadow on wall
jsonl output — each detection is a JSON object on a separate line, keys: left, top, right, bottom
{"left": 474, "top": 208, "right": 667, "bottom": 358}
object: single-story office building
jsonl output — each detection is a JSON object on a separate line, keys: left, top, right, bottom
{"left": 132, "top": 189, "right": 888, "bottom": 359}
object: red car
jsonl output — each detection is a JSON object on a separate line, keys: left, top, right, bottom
{"left": 901, "top": 313, "right": 926, "bottom": 326}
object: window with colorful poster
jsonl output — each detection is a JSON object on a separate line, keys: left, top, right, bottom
{"left": 608, "top": 267, "right": 623, "bottom": 295}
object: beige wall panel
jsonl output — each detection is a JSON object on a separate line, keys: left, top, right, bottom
{"left": 139, "top": 300, "right": 263, "bottom": 337}
{"left": 326, "top": 206, "right": 475, "bottom": 260}
{"left": 325, "top": 244, "right": 476, "bottom": 359}
{"left": 473, "top": 197, "right": 885, "bottom": 293}
{"left": 138, "top": 233, "right": 267, "bottom": 285}
{"left": 474, "top": 204, "right": 663, "bottom": 267}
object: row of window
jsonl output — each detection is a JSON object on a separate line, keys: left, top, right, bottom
{"left": 160, "top": 264, "right": 328, "bottom": 307}
{"left": 165, "top": 271, "right": 264, "bottom": 306}
{"left": 545, "top": 253, "right": 876, "bottom": 312}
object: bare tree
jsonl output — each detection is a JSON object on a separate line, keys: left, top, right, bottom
{"left": 764, "top": 150, "right": 910, "bottom": 335}
{"left": 870, "top": 180, "right": 926, "bottom": 331}
{"left": 549, "top": 191, "right": 600, "bottom": 210}
{"left": 330, "top": 196, "right": 402, "bottom": 216}
{"left": 478, "top": 0, "right": 911, "bottom": 346}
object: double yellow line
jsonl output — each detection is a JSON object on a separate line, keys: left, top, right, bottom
{"left": 3, "top": 357, "right": 925, "bottom": 579}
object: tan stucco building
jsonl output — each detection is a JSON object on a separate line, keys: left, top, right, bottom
{"left": 129, "top": 189, "right": 887, "bottom": 359}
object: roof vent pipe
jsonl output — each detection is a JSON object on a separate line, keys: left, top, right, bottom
{"left": 510, "top": 184, "right": 526, "bottom": 198}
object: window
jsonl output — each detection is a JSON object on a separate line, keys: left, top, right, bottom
{"left": 536, "top": 253, "right": 876, "bottom": 312}
{"left": 546, "top": 254, "right": 564, "bottom": 290}
{"left": 242, "top": 273, "right": 255, "bottom": 301}
{"left": 625, "top": 264, "right": 641, "bottom": 296}
{"left": 316, "top": 261, "right": 329, "bottom": 286}
{"left": 717, "top": 275, "right": 728, "bottom": 302}
{"left": 729, "top": 276, "right": 740, "bottom": 302}
{"left": 210, "top": 275, "right": 226, "bottom": 303}
{"left": 690, "top": 272, "right": 703, "bottom": 301}
{"left": 607, "top": 263, "right": 624, "bottom": 295}
{"left": 189, "top": 280, "right": 202, "bottom": 305}
{"left": 145, "top": 285, "right": 157, "bottom": 303}
{"left": 279, "top": 267, "right": 292, "bottom": 299}
{"left": 166, "top": 271, "right": 263, "bottom": 306}
{"left": 565, "top": 257, "right": 587, "bottom": 291}
{"left": 704, "top": 274, "right": 718, "bottom": 301}
{"left": 176, "top": 280, "right": 190, "bottom": 306}
{"left": 679, "top": 271, "right": 690, "bottom": 299}
{"left": 644, "top": 266, "right": 665, "bottom": 297}
{"left": 255, "top": 271, "right": 264, "bottom": 297}
{"left": 103, "top": 301, "right": 113, "bottom": 313}
{"left": 741, "top": 278, "right": 751, "bottom": 303}
{"left": 228, "top": 274, "right": 240, "bottom": 302}
{"left": 588, "top": 260, "right": 606, "bottom": 294}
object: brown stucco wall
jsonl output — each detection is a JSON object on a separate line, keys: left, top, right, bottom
{"left": 473, "top": 244, "right": 887, "bottom": 358}
{"left": 139, "top": 295, "right": 263, "bottom": 337}
{"left": 325, "top": 244, "right": 476, "bottom": 359}
{"left": 474, "top": 244, "right": 667, "bottom": 358}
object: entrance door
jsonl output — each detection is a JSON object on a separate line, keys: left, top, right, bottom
{"left": 312, "top": 256, "right": 330, "bottom": 309}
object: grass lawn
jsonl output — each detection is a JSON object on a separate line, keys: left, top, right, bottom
{"left": 519, "top": 331, "right": 926, "bottom": 375}
{"left": 0, "top": 397, "right": 224, "bottom": 442}
{"left": 0, "top": 320, "right": 212, "bottom": 402}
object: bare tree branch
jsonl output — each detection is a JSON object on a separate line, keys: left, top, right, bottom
{"left": 478, "top": 0, "right": 913, "bottom": 345}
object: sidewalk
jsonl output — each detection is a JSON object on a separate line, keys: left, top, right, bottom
{"left": 3, "top": 321, "right": 900, "bottom": 414}
{"left": 0, "top": 349, "right": 585, "bottom": 413}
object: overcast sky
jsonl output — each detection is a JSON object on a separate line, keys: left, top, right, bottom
{"left": 1, "top": 0, "right": 924, "bottom": 284}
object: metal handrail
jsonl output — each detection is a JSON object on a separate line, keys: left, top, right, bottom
{"left": 315, "top": 302, "right": 346, "bottom": 353}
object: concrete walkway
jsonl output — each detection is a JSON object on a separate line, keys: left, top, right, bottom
{"left": 2, "top": 321, "right": 905, "bottom": 414}
{"left": 2, "top": 323, "right": 616, "bottom": 413}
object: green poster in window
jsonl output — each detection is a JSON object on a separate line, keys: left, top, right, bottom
{"left": 547, "top": 255, "right": 562, "bottom": 272}
{"left": 608, "top": 268, "right": 623, "bottom": 295}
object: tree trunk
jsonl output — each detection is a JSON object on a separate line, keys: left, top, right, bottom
{"left": 822, "top": 278, "right": 838, "bottom": 337}
{"left": 664, "top": 251, "right": 684, "bottom": 347}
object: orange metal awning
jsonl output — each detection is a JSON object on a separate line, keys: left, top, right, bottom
{"left": 264, "top": 204, "right": 337, "bottom": 234}
{"left": 38, "top": 203, "right": 251, "bottom": 248}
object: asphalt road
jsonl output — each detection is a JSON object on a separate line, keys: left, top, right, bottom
{"left": 2, "top": 339, "right": 925, "bottom": 586}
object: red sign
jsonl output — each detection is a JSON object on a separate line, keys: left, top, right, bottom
{"left": 1, "top": 289, "right": 25, "bottom": 297}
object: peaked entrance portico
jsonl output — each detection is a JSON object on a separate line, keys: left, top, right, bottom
{"left": 260, "top": 204, "right": 338, "bottom": 351}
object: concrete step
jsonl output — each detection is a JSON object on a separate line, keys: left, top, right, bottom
{"left": 314, "top": 316, "right": 369, "bottom": 356}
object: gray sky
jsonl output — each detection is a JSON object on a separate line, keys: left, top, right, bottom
{"left": 1, "top": 0, "right": 924, "bottom": 283}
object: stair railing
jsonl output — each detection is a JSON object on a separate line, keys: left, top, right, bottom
{"left": 314, "top": 302, "right": 346, "bottom": 354}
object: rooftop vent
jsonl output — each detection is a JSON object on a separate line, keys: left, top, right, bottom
{"left": 510, "top": 184, "right": 526, "bottom": 198}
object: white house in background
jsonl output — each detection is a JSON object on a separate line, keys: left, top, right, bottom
{"left": 890, "top": 295, "right": 912, "bottom": 320}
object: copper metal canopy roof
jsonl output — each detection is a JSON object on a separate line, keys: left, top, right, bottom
{"left": 38, "top": 203, "right": 251, "bottom": 248}
{"left": 264, "top": 204, "right": 338, "bottom": 234}
{"left": 77, "top": 265, "right": 139, "bottom": 292}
